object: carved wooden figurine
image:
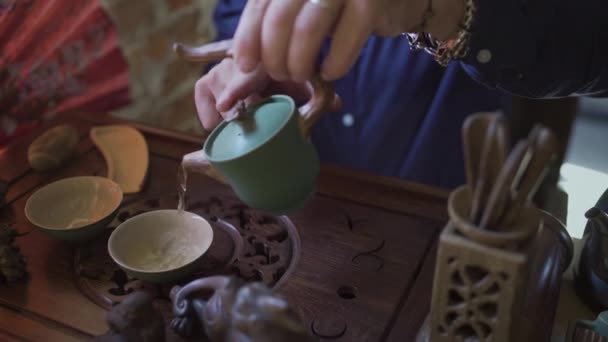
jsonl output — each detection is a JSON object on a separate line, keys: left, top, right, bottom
{"left": 94, "top": 292, "right": 165, "bottom": 342}
{"left": 170, "top": 275, "right": 314, "bottom": 342}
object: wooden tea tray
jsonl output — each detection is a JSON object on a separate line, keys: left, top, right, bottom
{"left": 0, "top": 111, "right": 453, "bottom": 341}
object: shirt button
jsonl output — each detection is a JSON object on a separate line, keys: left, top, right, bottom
{"left": 342, "top": 113, "right": 355, "bottom": 127}
{"left": 476, "top": 49, "right": 492, "bottom": 64}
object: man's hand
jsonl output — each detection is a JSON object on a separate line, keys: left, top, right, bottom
{"left": 231, "top": 0, "right": 464, "bottom": 83}
{"left": 195, "top": 58, "right": 341, "bottom": 131}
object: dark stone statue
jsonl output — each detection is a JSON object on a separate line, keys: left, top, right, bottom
{"left": 93, "top": 276, "right": 312, "bottom": 342}
{"left": 0, "top": 223, "right": 27, "bottom": 284}
{"left": 170, "top": 275, "right": 314, "bottom": 342}
{"left": 94, "top": 291, "right": 165, "bottom": 342}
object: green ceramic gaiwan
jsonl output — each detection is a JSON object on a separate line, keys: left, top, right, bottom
{"left": 175, "top": 39, "right": 335, "bottom": 215}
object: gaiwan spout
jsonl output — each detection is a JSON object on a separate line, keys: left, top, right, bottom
{"left": 586, "top": 207, "right": 608, "bottom": 235}
{"left": 182, "top": 150, "right": 210, "bottom": 173}
{"left": 181, "top": 150, "right": 227, "bottom": 184}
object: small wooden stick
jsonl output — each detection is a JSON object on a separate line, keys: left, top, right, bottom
{"left": 479, "top": 141, "right": 528, "bottom": 230}
{"left": 501, "top": 127, "right": 558, "bottom": 227}
{"left": 471, "top": 114, "right": 508, "bottom": 225}
{"left": 464, "top": 113, "right": 499, "bottom": 223}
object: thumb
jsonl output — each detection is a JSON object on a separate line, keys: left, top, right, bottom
{"left": 221, "top": 93, "right": 263, "bottom": 121}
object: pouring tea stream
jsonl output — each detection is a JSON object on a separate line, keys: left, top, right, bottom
{"left": 174, "top": 39, "right": 336, "bottom": 215}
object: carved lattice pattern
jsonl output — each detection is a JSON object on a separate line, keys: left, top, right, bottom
{"left": 437, "top": 257, "right": 508, "bottom": 341}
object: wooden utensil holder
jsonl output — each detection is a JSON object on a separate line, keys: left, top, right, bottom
{"left": 427, "top": 185, "right": 572, "bottom": 342}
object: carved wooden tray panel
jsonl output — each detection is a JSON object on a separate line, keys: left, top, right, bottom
{"left": 0, "top": 114, "right": 450, "bottom": 341}
{"left": 74, "top": 193, "right": 300, "bottom": 310}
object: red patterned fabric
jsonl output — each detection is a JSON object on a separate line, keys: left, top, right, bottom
{"left": 0, "top": 0, "right": 130, "bottom": 146}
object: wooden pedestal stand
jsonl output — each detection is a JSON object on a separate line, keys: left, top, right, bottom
{"left": 421, "top": 185, "right": 571, "bottom": 342}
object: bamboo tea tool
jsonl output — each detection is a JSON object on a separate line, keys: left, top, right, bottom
{"left": 477, "top": 140, "right": 528, "bottom": 230}
{"left": 474, "top": 115, "right": 509, "bottom": 227}
{"left": 500, "top": 125, "right": 558, "bottom": 227}
{"left": 425, "top": 114, "right": 572, "bottom": 342}
{"left": 463, "top": 113, "right": 501, "bottom": 223}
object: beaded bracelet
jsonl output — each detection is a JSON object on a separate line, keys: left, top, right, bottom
{"left": 405, "top": 0, "right": 476, "bottom": 67}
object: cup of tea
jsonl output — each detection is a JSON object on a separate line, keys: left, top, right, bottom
{"left": 107, "top": 209, "right": 214, "bottom": 283}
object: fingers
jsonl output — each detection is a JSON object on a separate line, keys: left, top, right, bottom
{"left": 221, "top": 94, "right": 264, "bottom": 121}
{"left": 234, "top": 0, "right": 270, "bottom": 73}
{"left": 288, "top": 0, "right": 344, "bottom": 82}
{"left": 261, "top": 0, "right": 305, "bottom": 81}
{"left": 321, "top": 2, "right": 372, "bottom": 80}
{"left": 216, "top": 65, "right": 269, "bottom": 112}
{"left": 234, "top": 0, "right": 348, "bottom": 83}
{"left": 194, "top": 60, "right": 237, "bottom": 130}
{"left": 194, "top": 63, "right": 341, "bottom": 132}
{"left": 194, "top": 76, "right": 222, "bottom": 131}
{"left": 234, "top": 0, "right": 374, "bottom": 83}
{"left": 195, "top": 60, "right": 271, "bottom": 131}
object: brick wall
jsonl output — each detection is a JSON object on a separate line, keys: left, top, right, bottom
{"left": 101, "top": 0, "right": 218, "bottom": 135}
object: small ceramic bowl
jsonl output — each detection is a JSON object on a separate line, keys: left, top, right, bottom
{"left": 108, "top": 209, "right": 214, "bottom": 283}
{"left": 25, "top": 176, "right": 123, "bottom": 243}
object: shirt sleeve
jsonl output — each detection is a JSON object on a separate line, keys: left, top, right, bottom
{"left": 202, "top": 0, "right": 247, "bottom": 74}
{"left": 458, "top": 0, "right": 608, "bottom": 98}
{"left": 213, "top": 0, "right": 246, "bottom": 41}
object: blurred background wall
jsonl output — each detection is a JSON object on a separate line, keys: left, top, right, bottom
{"left": 100, "top": 0, "right": 217, "bottom": 135}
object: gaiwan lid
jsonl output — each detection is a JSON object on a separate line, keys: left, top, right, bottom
{"left": 204, "top": 96, "right": 294, "bottom": 162}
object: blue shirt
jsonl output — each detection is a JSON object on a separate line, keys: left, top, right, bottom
{"left": 212, "top": 0, "right": 608, "bottom": 189}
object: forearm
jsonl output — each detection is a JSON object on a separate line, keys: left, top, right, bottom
{"left": 425, "top": 0, "right": 608, "bottom": 98}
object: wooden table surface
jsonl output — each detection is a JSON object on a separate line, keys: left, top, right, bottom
{"left": 0, "top": 112, "right": 451, "bottom": 341}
